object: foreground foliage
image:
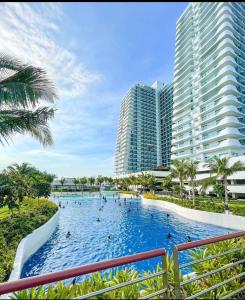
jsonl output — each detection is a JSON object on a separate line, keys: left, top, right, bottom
{"left": 0, "top": 198, "right": 57, "bottom": 282}
{"left": 0, "top": 53, "right": 57, "bottom": 146}
{"left": 13, "top": 239, "right": 244, "bottom": 299}
{"left": 143, "top": 193, "right": 245, "bottom": 217}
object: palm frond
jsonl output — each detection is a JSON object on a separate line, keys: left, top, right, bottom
{"left": 0, "top": 65, "right": 57, "bottom": 108}
{"left": 0, "top": 107, "right": 55, "bottom": 146}
{"left": 0, "top": 53, "right": 25, "bottom": 76}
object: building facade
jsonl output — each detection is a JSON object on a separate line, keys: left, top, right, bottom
{"left": 114, "top": 81, "right": 174, "bottom": 176}
{"left": 158, "top": 84, "right": 174, "bottom": 166}
{"left": 114, "top": 82, "right": 160, "bottom": 176}
{"left": 172, "top": 2, "right": 245, "bottom": 162}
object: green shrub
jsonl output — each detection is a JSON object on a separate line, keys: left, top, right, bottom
{"left": 0, "top": 198, "right": 57, "bottom": 282}
{"left": 143, "top": 193, "right": 245, "bottom": 216}
{"left": 185, "top": 238, "right": 245, "bottom": 299}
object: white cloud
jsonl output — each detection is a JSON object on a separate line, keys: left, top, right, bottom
{"left": 0, "top": 2, "right": 101, "bottom": 98}
{"left": 26, "top": 149, "right": 65, "bottom": 158}
{"left": 0, "top": 3, "right": 117, "bottom": 176}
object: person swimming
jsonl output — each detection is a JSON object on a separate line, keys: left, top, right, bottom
{"left": 187, "top": 236, "right": 192, "bottom": 242}
{"left": 128, "top": 209, "right": 131, "bottom": 212}
{"left": 108, "top": 235, "right": 111, "bottom": 240}
{"left": 66, "top": 231, "right": 71, "bottom": 238}
{"left": 151, "top": 214, "right": 153, "bottom": 218}
{"left": 96, "top": 218, "right": 100, "bottom": 222}
{"left": 167, "top": 232, "right": 172, "bottom": 239}
{"left": 167, "top": 214, "right": 170, "bottom": 217}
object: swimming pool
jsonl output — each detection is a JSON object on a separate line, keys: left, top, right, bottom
{"left": 21, "top": 193, "right": 236, "bottom": 279}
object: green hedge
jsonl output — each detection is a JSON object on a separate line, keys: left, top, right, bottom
{"left": 119, "top": 191, "right": 138, "bottom": 195}
{"left": 0, "top": 198, "right": 57, "bottom": 282}
{"left": 143, "top": 194, "right": 245, "bottom": 216}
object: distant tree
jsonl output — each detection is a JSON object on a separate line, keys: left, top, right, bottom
{"left": 88, "top": 177, "right": 95, "bottom": 187}
{"left": 60, "top": 177, "right": 65, "bottom": 192}
{"left": 79, "top": 177, "right": 87, "bottom": 193}
{"left": 170, "top": 159, "right": 188, "bottom": 199}
{"left": 162, "top": 175, "right": 173, "bottom": 192}
{"left": 96, "top": 175, "right": 104, "bottom": 189}
{"left": 186, "top": 160, "right": 199, "bottom": 206}
{"left": 72, "top": 178, "right": 80, "bottom": 191}
{"left": 213, "top": 183, "right": 225, "bottom": 201}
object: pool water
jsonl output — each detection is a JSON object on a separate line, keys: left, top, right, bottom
{"left": 21, "top": 194, "right": 235, "bottom": 279}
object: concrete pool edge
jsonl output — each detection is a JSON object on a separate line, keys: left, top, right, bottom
{"left": 8, "top": 209, "right": 60, "bottom": 282}
{"left": 141, "top": 197, "right": 245, "bottom": 231}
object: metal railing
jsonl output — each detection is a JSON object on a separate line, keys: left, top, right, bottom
{"left": 1, "top": 232, "right": 244, "bottom": 299}
{"left": 173, "top": 231, "right": 245, "bottom": 299}
{"left": 0, "top": 248, "right": 168, "bottom": 299}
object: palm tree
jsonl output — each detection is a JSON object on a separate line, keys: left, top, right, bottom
{"left": 170, "top": 159, "right": 188, "bottom": 199}
{"left": 208, "top": 156, "right": 244, "bottom": 210}
{"left": 198, "top": 176, "right": 216, "bottom": 196}
{"left": 4, "top": 162, "right": 36, "bottom": 176}
{"left": 72, "top": 178, "right": 80, "bottom": 191}
{"left": 60, "top": 177, "right": 65, "bottom": 192}
{"left": 96, "top": 175, "right": 104, "bottom": 191}
{"left": 0, "top": 54, "right": 57, "bottom": 146}
{"left": 186, "top": 160, "right": 199, "bottom": 206}
{"left": 162, "top": 175, "right": 173, "bottom": 192}
{"left": 88, "top": 177, "right": 95, "bottom": 187}
{"left": 79, "top": 177, "right": 87, "bottom": 194}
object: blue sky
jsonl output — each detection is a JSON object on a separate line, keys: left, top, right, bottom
{"left": 0, "top": 2, "right": 188, "bottom": 177}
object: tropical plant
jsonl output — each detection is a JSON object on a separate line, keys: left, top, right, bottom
{"left": 87, "top": 176, "right": 95, "bottom": 187}
{"left": 96, "top": 175, "right": 104, "bottom": 189}
{"left": 162, "top": 175, "right": 173, "bottom": 191}
{"left": 72, "top": 178, "right": 80, "bottom": 191}
{"left": 187, "top": 238, "right": 244, "bottom": 299}
{"left": 198, "top": 176, "right": 216, "bottom": 196}
{"left": 59, "top": 177, "right": 65, "bottom": 192}
{"left": 208, "top": 156, "right": 244, "bottom": 210}
{"left": 0, "top": 197, "right": 57, "bottom": 282}
{"left": 170, "top": 159, "right": 188, "bottom": 199}
{"left": 213, "top": 183, "right": 225, "bottom": 200}
{"left": 0, "top": 53, "right": 57, "bottom": 146}
{"left": 186, "top": 160, "right": 199, "bottom": 206}
{"left": 79, "top": 177, "right": 87, "bottom": 193}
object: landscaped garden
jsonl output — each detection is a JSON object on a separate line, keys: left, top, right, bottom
{"left": 143, "top": 193, "right": 245, "bottom": 217}
{"left": 0, "top": 162, "right": 58, "bottom": 282}
{"left": 0, "top": 197, "right": 57, "bottom": 282}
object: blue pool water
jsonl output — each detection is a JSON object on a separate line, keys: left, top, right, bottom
{"left": 22, "top": 193, "right": 235, "bottom": 280}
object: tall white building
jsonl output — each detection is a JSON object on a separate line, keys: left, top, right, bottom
{"left": 114, "top": 81, "right": 173, "bottom": 176}
{"left": 172, "top": 2, "right": 245, "bottom": 162}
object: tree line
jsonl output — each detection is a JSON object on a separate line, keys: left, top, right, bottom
{"left": 0, "top": 163, "right": 56, "bottom": 213}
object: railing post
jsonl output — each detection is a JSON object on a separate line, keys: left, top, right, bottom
{"left": 162, "top": 254, "right": 168, "bottom": 298}
{"left": 173, "top": 247, "right": 181, "bottom": 299}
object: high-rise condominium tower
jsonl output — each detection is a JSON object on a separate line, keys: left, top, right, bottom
{"left": 158, "top": 84, "right": 173, "bottom": 166}
{"left": 114, "top": 81, "right": 173, "bottom": 176}
{"left": 172, "top": 2, "right": 245, "bottom": 162}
